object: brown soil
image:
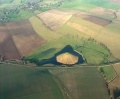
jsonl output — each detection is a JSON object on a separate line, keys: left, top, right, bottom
{"left": 37, "top": 9, "right": 72, "bottom": 30}
{"left": 0, "top": 20, "right": 45, "bottom": 60}
{"left": 0, "top": 25, "right": 21, "bottom": 59}
{"left": 75, "top": 13, "right": 111, "bottom": 26}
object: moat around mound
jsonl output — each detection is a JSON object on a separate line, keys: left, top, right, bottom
{"left": 36, "top": 45, "right": 84, "bottom": 66}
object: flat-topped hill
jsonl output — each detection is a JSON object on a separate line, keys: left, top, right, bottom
{"left": 55, "top": 45, "right": 84, "bottom": 65}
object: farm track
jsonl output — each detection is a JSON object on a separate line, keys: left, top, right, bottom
{"left": 1, "top": 61, "right": 120, "bottom": 68}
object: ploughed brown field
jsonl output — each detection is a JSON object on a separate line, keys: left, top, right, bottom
{"left": 0, "top": 20, "right": 45, "bottom": 60}
{"left": 91, "top": 7, "right": 116, "bottom": 19}
{"left": 75, "top": 13, "right": 111, "bottom": 26}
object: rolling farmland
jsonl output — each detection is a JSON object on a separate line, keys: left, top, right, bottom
{"left": 29, "top": 16, "right": 62, "bottom": 41}
{"left": 28, "top": 10, "right": 116, "bottom": 65}
{"left": 50, "top": 67, "right": 110, "bottom": 99}
{"left": 37, "top": 9, "right": 72, "bottom": 30}
{"left": 0, "top": 25, "right": 21, "bottom": 59}
{"left": 0, "top": 64, "right": 111, "bottom": 99}
{"left": 0, "top": 64, "right": 64, "bottom": 99}
{"left": 64, "top": 16, "right": 120, "bottom": 60}
{"left": 0, "top": 0, "right": 120, "bottom": 99}
{"left": 75, "top": 12, "right": 111, "bottom": 26}
{"left": 0, "top": 20, "right": 45, "bottom": 60}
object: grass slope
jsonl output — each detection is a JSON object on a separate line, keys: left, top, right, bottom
{"left": 99, "top": 66, "right": 117, "bottom": 82}
{"left": 0, "top": 64, "right": 64, "bottom": 99}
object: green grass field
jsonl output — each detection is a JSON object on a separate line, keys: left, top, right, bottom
{"left": 60, "top": 0, "right": 120, "bottom": 11}
{"left": 0, "top": 64, "right": 110, "bottom": 99}
{"left": 0, "top": 64, "right": 64, "bottom": 99}
{"left": 99, "top": 66, "right": 117, "bottom": 82}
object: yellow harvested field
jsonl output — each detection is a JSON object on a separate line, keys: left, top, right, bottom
{"left": 37, "top": 9, "right": 72, "bottom": 30}
{"left": 67, "top": 16, "right": 120, "bottom": 59}
{"left": 94, "top": 29, "right": 120, "bottom": 59}
{"left": 56, "top": 53, "right": 78, "bottom": 65}
{"left": 67, "top": 22, "right": 97, "bottom": 37}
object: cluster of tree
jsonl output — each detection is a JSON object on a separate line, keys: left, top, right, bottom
{"left": 0, "top": 55, "right": 6, "bottom": 62}
{"left": 0, "top": 0, "right": 13, "bottom": 4}
{"left": 0, "top": 7, "right": 20, "bottom": 23}
{"left": 25, "top": 58, "right": 39, "bottom": 65}
{"left": 113, "top": 87, "right": 120, "bottom": 99}
{"left": 0, "top": 0, "right": 65, "bottom": 23}
{"left": 3, "top": 8, "right": 20, "bottom": 15}
{"left": 0, "top": 0, "right": 43, "bottom": 23}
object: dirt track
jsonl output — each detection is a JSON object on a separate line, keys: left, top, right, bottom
{"left": 0, "top": 20, "right": 45, "bottom": 60}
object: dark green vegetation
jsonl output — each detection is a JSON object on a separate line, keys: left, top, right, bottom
{"left": 0, "top": 64, "right": 64, "bottom": 99}
{"left": 0, "top": 64, "right": 110, "bottom": 99}
{"left": 112, "top": 87, "right": 120, "bottom": 99}
{"left": 99, "top": 66, "right": 117, "bottom": 82}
